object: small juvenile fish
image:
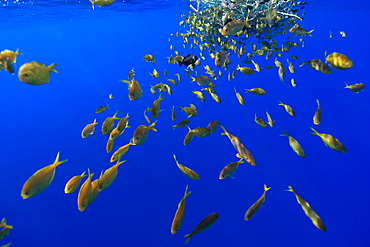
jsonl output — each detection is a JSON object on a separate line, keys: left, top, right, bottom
{"left": 278, "top": 101, "right": 295, "bottom": 116}
{"left": 180, "top": 104, "right": 198, "bottom": 118}
{"left": 143, "top": 54, "right": 155, "bottom": 63}
{"left": 121, "top": 78, "right": 143, "bottom": 101}
{"left": 266, "top": 111, "right": 274, "bottom": 127}
{"left": 184, "top": 212, "right": 219, "bottom": 244}
{"left": 219, "top": 159, "right": 244, "bottom": 179}
{"left": 313, "top": 99, "right": 322, "bottom": 125}
{"left": 64, "top": 171, "right": 87, "bottom": 193}
{"left": 81, "top": 119, "right": 98, "bottom": 138}
{"left": 254, "top": 114, "right": 268, "bottom": 127}
{"left": 77, "top": 168, "right": 94, "bottom": 212}
{"left": 173, "top": 154, "right": 200, "bottom": 180}
{"left": 171, "top": 106, "right": 176, "bottom": 121}
{"left": 171, "top": 185, "right": 191, "bottom": 234}
{"left": 280, "top": 130, "right": 306, "bottom": 158}
{"left": 344, "top": 83, "right": 365, "bottom": 93}
{"left": 110, "top": 143, "right": 134, "bottom": 162}
{"left": 310, "top": 127, "right": 346, "bottom": 153}
{"left": 98, "top": 160, "right": 125, "bottom": 191}
{"left": 244, "top": 184, "right": 271, "bottom": 220}
{"left": 220, "top": 126, "right": 256, "bottom": 166}
{"left": 95, "top": 105, "right": 109, "bottom": 113}
{"left": 21, "top": 152, "right": 68, "bottom": 199}
{"left": 131, "top": 121, "right": 157, "bottom": 145}
{"left": 234, "top": 87, "right": 245, "bottom": 105}
{"left": 101, "top": 111, "right": 120, "bottom": 135}
{"left": 286, "top": 186, "right": 326, "bottom": 232}
{"left": 245, "top": 88, "right": 266, "bottom": 95}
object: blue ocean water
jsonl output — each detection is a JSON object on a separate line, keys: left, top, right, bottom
{"left": 1, "top": 0, "right": 370, "bottom": 246}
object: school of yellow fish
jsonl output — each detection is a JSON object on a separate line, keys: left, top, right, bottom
{"left": 0, "top": 0, "right": 364, "bottom": 245}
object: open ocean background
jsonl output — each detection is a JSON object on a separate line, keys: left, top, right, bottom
{"left": 1, "top": 0, "right": 369, "bottom": 246}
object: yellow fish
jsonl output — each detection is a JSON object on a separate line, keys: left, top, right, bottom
{"left": 89, "top": 0, "right": 114, "bottom": 10}
{"left": 64, "top": 171, "right": 87, "bottom": 194}
{"left": 173, "top": 154, "right": 200, "bottom": 179}
{"left": 220, "top": 126, "right": 256, "bottom": 166}
{"left": 18, "top": 61, "right": 59, "bottom": 85}
{"left": 244, "top": 184, "right": 271, "bottom": 220}
{"left": 98, "top": 160, "right": 125, "bottom": 191}
{"left": 81, "top": 119, "right": 98, "bottom": 138}
{"left": 131, "top": 121, "right": 157, "bottom": 145}
{"left": 287, "top": 186, "right": 326, "bottom": 232}
{"left": 77, "top": 168, "right": 94, "bottom": 212}
{"left": 310, "top": 127, "right": 346, "bottom": 153}
{"left": 171, "top": 185, "right": 191, "bottom": 234}
{"left": 110, "top": 143, "right": 134, "bottom": 162}
{"left": 121, "top": 78, "right": 143, "bottom": 101}
{"left": 325, "top": 52, "right": 353, "bottom": 70}
{"left": 21, "top": 152, "right": 67, "bottom": 199}
{"left": 101, "top": 111, "right": 120, "bottom": 135}
{"left": 0, "top": 48, "right": 22, "bottom": 63}
{"left": 184, "top": 212, "right": 219, "bottom": 244}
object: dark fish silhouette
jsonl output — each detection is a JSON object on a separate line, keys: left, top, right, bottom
{"left": 179, "top": 54, "right": 198, "bottom": 67}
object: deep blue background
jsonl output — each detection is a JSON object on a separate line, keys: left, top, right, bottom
{"left": 0, "top": 0, "right": 369, "bottom": 246}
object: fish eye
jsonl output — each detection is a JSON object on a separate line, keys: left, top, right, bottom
{"left": 23, "top": 73, "right": 28, "bottom": 77}
{"left": 25, "top": 192, "right": 29, "bottom": 195}
{"left": 136, "top": 136, "right": 139, "bottom": 140}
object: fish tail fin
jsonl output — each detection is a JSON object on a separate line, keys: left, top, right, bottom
{"left": 299, "top": 59, "right": 308, "bottom": 67}
{"left": 93, "top": 119, "right": 98, "bottom": 125}
{"left": 309, "top": 29, "right": 314, "bottom": 34}
{"left": 220, "top": 125, "right": 227, "bottom": 135}
{"left": 53, "top": 152, "right": 68, "bottom": 167}
{"left": 184, "top": 232, "right": 194, "bottom": 244}
{"left": 280, "top": 129, "right": 289, "bottom": 137}
{"left": 286, "top": 186, "right": 294, "bottom": 192}
{"left": 310, "top": 127, "right": 319, "bottom": 135}
{"left": 116, "top": 160, "right": 126, "bottom": 166}
{"left": 316, "top": 99, "right": 320, "bottom": 107}
{"left": 149, "top": 120, "right": 158, "bottom": 131}
{"left": 80, "top": 171, "right": 87, "bottom": 178}
{"left": 184, "top": 185, "right": 191, "bottom": 198}
{"left": 264, "top": 184, "right": 271, "bottom": 192}
{"left": 48, "top": 63, "right": 59, "bottom": 73}
{"left": 173, "top": 154, "right": 178, "bottom": 163}
{"left": 89, "top": 0, "right": 95, "bottom": 10}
